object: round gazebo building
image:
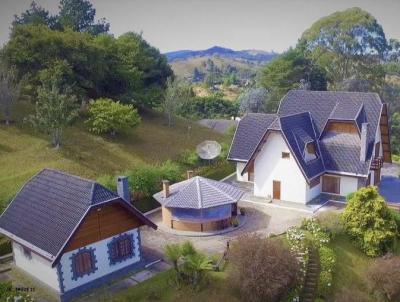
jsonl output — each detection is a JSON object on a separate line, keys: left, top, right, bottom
{"left": 153, "top": 175, "right": 244, "bottom": 232}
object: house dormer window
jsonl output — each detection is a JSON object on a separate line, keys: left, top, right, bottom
{"left": 71, "top": 247, "right": 97, "bottom": 280}
{"left": 304, "top": 142, "right": 317, "bottom": 162}
{"left": 107, "top": 233, "right": 135, "bottom": 265}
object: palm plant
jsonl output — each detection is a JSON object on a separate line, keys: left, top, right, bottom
{"left": 165, "top": 243, "right": 181, "bottom": 272}
{"left": 184, "top": 252, "right": 213, "bottom": 287}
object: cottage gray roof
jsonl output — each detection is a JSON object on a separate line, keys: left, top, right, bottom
{"left": 229, "top": 90, "right": 383, "bottom": 178}
{"left": 0, "top": 169, "right": 156, "bottom": 262}
{"left": 227, "top": 113, "right": 277, "bottom": 161}
{"left": 153, "top": 176, "right": 244, "bottom": 209}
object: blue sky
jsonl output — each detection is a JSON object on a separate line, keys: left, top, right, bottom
{"left": 0, "top": 0, "right": 399, "bottom": 53}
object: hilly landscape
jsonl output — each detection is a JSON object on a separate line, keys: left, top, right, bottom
{"left": 165, "top": 46, "right": 277, "bottom": 83}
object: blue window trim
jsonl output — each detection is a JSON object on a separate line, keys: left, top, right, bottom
{"left": 70, "top": 247, "right": 97, "bottom": 281}
{"left": 107, "top": 233, "right": 135, "bottom": 266}
{"left": 57, "top": 262, "right": 65, "bottom": 293}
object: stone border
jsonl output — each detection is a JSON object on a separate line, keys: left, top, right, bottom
{"left": 154, "top": 214, "right": 248, "bottom": 237}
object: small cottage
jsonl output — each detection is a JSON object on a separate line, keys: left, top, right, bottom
{"left": 153, "top": 173, "right": 244, "bottom": 232}
{"left": 0, "top": 169, "right": 156, "bottom": 301}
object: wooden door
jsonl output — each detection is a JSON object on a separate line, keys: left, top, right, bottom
{"left": 248, "top": 162, "right": 254, "bottom": 182}
{"left": 322, "top": 176, "right": 340, "bottom": 194}
{"left": 374, "top": 169, "right": 381, "bottom": 185}
{"left": 273, "top": 180, "right": 281, "bottom": 200}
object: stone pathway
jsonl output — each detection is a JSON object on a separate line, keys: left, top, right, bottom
{"left": 300, "top": 248, "right": 320, "bottom": 302}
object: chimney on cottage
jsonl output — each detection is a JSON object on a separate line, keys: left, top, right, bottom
{"left": 187, "top": 170, "right": 194, "bottom": 180}
{"left": 117, "top": 176, "right": 130, "bottom": 203}
{"left": 162, "top": 180, "right": 170, "bottom": 198}
{"left": 360, "top": 123, "right": 369, "bottom": 162}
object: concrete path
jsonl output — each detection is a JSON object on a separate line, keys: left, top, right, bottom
{"left": 77, "top": 260, "right": 172, "bottom": 301}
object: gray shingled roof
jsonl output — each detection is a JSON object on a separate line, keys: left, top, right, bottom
{"left": 153, "top": 176, "right": 244, "bottom": 209}
{"left": 0, "top": 169, "right": 155, "bottom": 261}
{"left": 228, "top": 113, "right": 277, "bottom": 161}
{"left": 279, "top": 90, "right": 382, "bottom": 175}
{"left": 280, "top": 113, "right": 325, "bottom": 179}
{"left": 229, "top": 90, "right": 383, "bottom": 177}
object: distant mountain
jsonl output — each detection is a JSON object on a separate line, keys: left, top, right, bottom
{"left": 166, "top": 46, "right": 278, "bottom": 84}
{"left": 165, "top": 46, "right": 277, "bottom": 62}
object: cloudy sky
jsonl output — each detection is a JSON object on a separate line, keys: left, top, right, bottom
{"left": 0, "top": 0, "right": 399, "bottom": 53}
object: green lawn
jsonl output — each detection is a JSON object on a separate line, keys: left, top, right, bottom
{"left": 0, "top": 107, "right": 222, "bottom": 208}
{"left": 92, "top": 269, "right": 239, "bottom": 302}
{"left": 330, "top": 233, "right": 400, "bottom": 301}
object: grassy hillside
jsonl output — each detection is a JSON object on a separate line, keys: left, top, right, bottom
{"left": 0, "top": 107, "right": 222, "bottom": 208}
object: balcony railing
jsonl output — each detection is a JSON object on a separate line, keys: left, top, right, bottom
{"left": 370, "top": 156, "right": 383, "bottom": 170}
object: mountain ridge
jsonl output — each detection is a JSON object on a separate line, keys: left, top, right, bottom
{"left": 165, "top": 46, "right": 278, "bottom": 62}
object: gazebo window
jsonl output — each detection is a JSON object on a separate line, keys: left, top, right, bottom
{"left": 70, "top": 247, "right": 97, "bottom": 280}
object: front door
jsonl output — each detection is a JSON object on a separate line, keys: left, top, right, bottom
{"left": 273, "top": 180, "right": 281, "bottom": 200}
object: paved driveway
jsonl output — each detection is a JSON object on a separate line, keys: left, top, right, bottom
{"left": 141, "top": 202, "right": 311, "bottom": 257}
{"left": 379, "top": 163, "right": 400, "bottom": 204}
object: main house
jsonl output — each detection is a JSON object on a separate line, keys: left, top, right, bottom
{"left": 0, "top": 169, "right": 157, "bottom": 301}
{"left": 228, "top": 90, "right": 391, "bottom": 203}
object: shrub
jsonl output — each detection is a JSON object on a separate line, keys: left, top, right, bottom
{"left": 365, "top": 256, "right": 400, "bottom": 301}
{"left": 86, "top": 98, "right": 141, "bottom": 135}
{"left": 159, "top": 160, "right": 183, "bottom": 183}
{"left": 317, "top": 246, "right": 336, "bottom": 298}
{"left": 127, "top": 165, "right": 158, "bottom": 198}
{"left": 342, "top": 187, "right": 397, "bottom": 257}
{"left": 389, "top": 209, "right": 400, "bottom": 235}
{"left": 178, "top": 96, "right": 238, "bottom": 119}
{"left": 229, "top": 233, "right": 300, "bottom": 302}
{"left": 316, "top": 211, "right": 344, "bottom": 238}
{"left": 0, "top": 240, "right": 12, "bottom": 256}
{"left": 301, "top": 218, "right": 330, "bottom": 247}
{"left": 179, "top": 149, "right": 199, "bottom": 166}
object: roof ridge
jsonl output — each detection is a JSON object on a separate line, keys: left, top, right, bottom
{"left": 203, "top": 178, "right": 236, "bottom": 202}
{"left": 42, "top": 168, "right": 95, "bottom": 184}
{"left": 196, "top": 177, "right": 202, "bottom": 209}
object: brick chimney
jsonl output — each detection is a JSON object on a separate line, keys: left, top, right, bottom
{"left": 187, "top": 170, "right": 194, "bottom": 179}
{"left": 360, "top": 123, "right": 369, "bottom": 162}
{"left": 162, "top": 180, "right": 170, "bottom": 198}
{"left": 117, "top": 176, "right": 130, "bottom": 203}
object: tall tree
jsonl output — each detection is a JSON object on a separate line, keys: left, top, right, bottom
{"left": 238, "top": 87, "right": 269, "bottom": 114}
{"left": 29, "top": 66, "right": 78, "bottom": 149}
{"left": 12, "top": 1, "right": 59, "bottom": 29}
{"left": 163, "top": 77, "right": 193, "bottom": 127}
{"left": 58, "top": 0, "right": 109, "bottom": 34}
{"left": 299, "top": 7, "right": 388, "bottom": 88}
{"left": 0, "top": 66, "right": 20, "bottom": 125}
{"left": 260, "top": 47, "right": 327, "bottom": 112}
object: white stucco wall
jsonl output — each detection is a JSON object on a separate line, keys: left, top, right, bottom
{"left": 305, "top": 178, "right": 322, "bottom": 201}
{"left": 13, "top": 242, "right": 60, "bottom": 292}
{"left": 253, "top": 132, "right": 308, "bottom": 203}
{"left": 236, "top": 162, "right": 249, "bottom": 182}
{"left": 60, "top": 228, "right": 140, "bottom": 292}
{"left": 339, "top": 175, "right": 359, "bottom": 196}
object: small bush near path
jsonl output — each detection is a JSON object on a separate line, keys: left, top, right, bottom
{"left": 228, "top": 233, "right": 300, "bottom": 302}
{"left": 316, "top": 211, "right": 343, "bottom": 238}
{"left": 365, "top": 256, "right": 400, "bottom": 301}
{"left": 164, "top": 241, "right": 213, "bottom": 290}
{"left": 342, "top": 186, "right": 397, "bottom": 257}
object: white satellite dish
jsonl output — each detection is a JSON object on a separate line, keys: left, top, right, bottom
{"left": 196, "top": 140, "right": 222, "bottom": 160}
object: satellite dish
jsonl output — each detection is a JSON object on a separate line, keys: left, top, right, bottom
{"left": 196, "top": 140, "right": 221, "bottom": 160}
